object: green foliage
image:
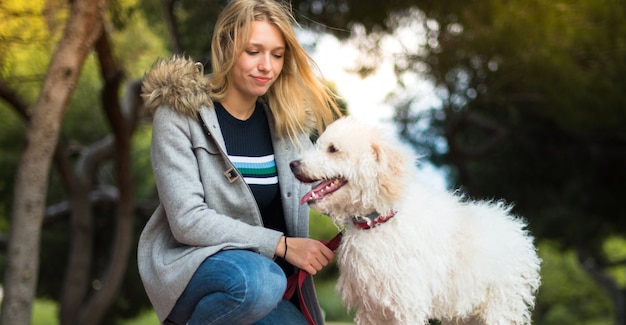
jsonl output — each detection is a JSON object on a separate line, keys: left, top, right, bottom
{"left": 61, "top": 55, "right": 109, "bottom": 143}
{"left": 111, "top": 0, "right": 170, "bottom": 76}
{"left": 604, "top": 237, "right": 626, "bottom": 287}
{"left": 0, "top": 106, "right": 24, "bottom": 230}
{"left": 135, "top": 0, "right": 227, "bottom": 62}
{"left": 131, "top": 124, "right": 156, "bottom": 199}
{"left": 417, "top": 0, "right": 626, "bottom": 243}
{"left": 386, "top": 0, "right": 626, "bottom": 322}
{"left": 537, "top": 242, "right": 612, "bottom": 324}
{"left": 0, "top": 0, "right": 65, "bottom": 100}
{"left": 173, "top": 0, "right": 227, "bottom": 61}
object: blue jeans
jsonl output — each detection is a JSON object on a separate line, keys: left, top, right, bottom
{"left": 167, "top": 249, "right": 309, "bottom": 325}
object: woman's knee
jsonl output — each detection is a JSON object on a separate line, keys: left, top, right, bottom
{"left": 214, "top": 250, "right": 286, "bottom": 312}
{"left": 236, "top": 251, "right": 287, "bottom": 311}
{"left": 184, "top": 250, "right": 288, "bottom": 324}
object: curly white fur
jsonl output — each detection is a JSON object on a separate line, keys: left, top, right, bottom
{"left": 291, "top": 116, "right": 541, "bottom": 325}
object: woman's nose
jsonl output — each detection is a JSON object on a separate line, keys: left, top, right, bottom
{"left": 258, "top": 54, "right": 271, "bottom": 71}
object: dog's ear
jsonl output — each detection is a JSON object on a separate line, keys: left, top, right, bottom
{"left": 372, "top": 141, "right": 404, "bottom": 202}
{"left": 372, "top": 142, "right": 382, "bottom": 163}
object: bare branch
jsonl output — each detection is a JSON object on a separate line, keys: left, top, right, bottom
{"left": 162, "top": 0, "right": 183, "bottom": 53}
{"left": 0, "top": 79, "right": 30, "bottom": 119}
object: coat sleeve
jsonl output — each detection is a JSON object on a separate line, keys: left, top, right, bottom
{"left": 150, "top": 106, "right": 282, "bottom": 258}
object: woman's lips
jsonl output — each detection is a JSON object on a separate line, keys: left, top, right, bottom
{"left": 253, "top": 76, "right": 272, "bottom": 84}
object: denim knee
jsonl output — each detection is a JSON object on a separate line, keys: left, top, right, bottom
{"left": 235, "top": 253, "right": 287, "bottom": 319}
{"left": 184, "top": 250, "right": 288, "bottom": 324}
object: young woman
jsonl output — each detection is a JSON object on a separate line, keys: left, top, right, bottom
{"left": 137, "top": 0, "right": 342, "bottom": 324}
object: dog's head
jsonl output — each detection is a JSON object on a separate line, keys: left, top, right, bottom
{"left": 290, "top": 116, "right": 415, "bottom": 225}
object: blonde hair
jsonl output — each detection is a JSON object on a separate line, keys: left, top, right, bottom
{"left": 210, "top": 0, "right": 342, "bottom": 141}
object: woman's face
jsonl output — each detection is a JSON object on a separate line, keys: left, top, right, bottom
{"left": 228, "top": 20, "right": 285, "bottom": 102}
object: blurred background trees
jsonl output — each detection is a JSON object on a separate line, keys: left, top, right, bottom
{"left": 0, "top": 0, "right": 624, "bottom": 324}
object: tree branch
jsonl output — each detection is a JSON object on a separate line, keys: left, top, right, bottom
{"left": 162, "top": 0, "right": 183, "bottom": 53}
{"left": 0, "top": 79, "right": 30, "bottom": 119}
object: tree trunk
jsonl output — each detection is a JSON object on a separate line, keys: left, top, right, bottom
{"left": 0, "top": 0, "right": 106, "bottom": 324}
{"left": 59, "top": 136, "right": 114, "bottom": 325}
{"left": 75, "top": 30, "right": 139, "bottom": 325}
{"left": 163, "top": 0, "right": 183, "bottom": 53}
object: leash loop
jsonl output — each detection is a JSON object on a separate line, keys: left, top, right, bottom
{"left": 283, "top": 231, "right": 343, "bottom": 325}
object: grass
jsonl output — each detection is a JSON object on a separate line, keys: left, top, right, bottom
{"left": 32, "top": 299, "right": 58, "bottom": 325}
{"left": 30, "top": 299, "right": 159, "bottom": 325}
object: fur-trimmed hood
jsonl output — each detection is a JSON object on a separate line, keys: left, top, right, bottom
{"left": 141, "top": 55, "right": 320, "bottom": 140}
{"left": 141, "top": 55, "right": 211, "bottom": 118}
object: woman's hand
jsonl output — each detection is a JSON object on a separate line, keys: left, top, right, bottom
{"left": 276, "top": 236, "right": 334, "bottom": 275}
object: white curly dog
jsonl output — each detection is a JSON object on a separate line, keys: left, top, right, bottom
{"left": 290, "top": 116, "right": 541, "bottom": 325}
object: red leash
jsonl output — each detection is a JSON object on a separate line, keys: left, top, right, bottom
{"left": 283, "top": 232, "right": 343, "bottom": 325}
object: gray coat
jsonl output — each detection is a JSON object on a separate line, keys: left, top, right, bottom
{"left": 137, "top": 56, "right": 324, "bottom": 324}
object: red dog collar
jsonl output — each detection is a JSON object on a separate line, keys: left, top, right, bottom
{"left": 352, "top": 210, "right": 397, "bottom": 229}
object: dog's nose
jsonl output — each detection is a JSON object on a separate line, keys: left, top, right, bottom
{"left": 289, "top": 160, "right": 301, "bottom": 172}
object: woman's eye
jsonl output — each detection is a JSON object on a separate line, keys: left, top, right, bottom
{"left": 246, "top": 50, "right": 259, "bottom": 55}
{"left": 273, "top": 53, "right": 284, "bottom": 59}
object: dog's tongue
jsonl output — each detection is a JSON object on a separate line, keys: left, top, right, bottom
{"left": 300, "top": 191, "right": 314, "bottom": 205}
{"left": 300, "top": 178, "right": 347, "bottom": 205}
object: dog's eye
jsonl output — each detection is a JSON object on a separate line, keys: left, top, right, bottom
{"left": 328, "top": 145, "right": 338, "bottom": 153}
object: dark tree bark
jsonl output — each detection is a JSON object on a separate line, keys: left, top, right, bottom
{"left": 0, "top": 0, "right": 107, "bottom": 324}
{"left": 0, "top": 79, "right": 30, "bottom": 119}
{"left": 59, "top": 135, "right": 114, "bottom": 325}
{"left": 162, "top": 0, "right": 183, "bottom": 53}
{"left": 74, "top": 29, "right": 140, "bottom": 324}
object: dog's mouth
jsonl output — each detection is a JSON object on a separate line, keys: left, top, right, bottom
{"left": 299, "top": 177, "right": 348, "bottom": 205}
